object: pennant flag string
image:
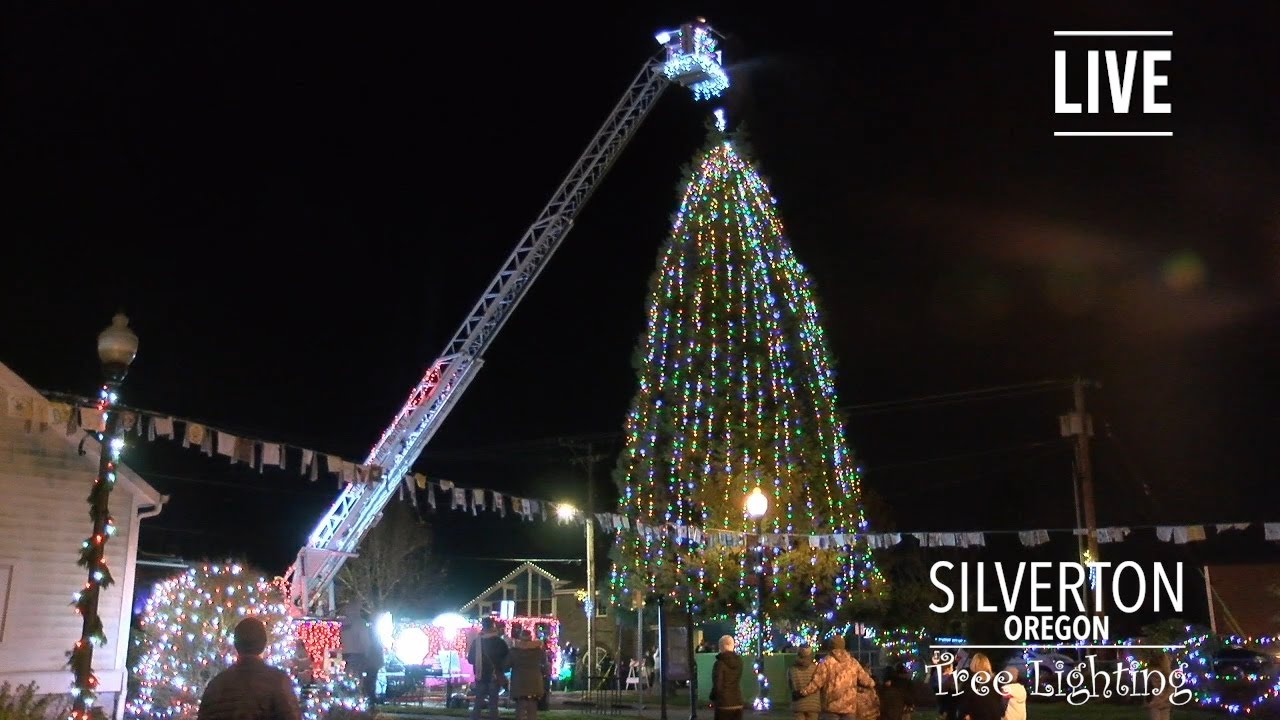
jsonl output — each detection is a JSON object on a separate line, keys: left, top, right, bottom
{"left": 11, "top": 387, "right": 1280, "bottom": 550}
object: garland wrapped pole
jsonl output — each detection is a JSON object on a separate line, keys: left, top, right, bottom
{"left": 69, "top": 313, "right": 139, "bottom": 720}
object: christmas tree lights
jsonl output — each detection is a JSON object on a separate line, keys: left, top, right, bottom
{"left": 609, "top": 127, "right": 884, "bottom": 622}
{"left": 126, "top": 564, "right": 364, "bottom": 720}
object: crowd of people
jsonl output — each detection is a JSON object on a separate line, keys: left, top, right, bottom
{"left": 705, "top": 638, "right": 1176, "bottom": 720}
{"left": 709, "top": 634, "right": 916, "bottom": 720}
{"left": 189, "top": 613, "right": 1177, "bottom": 720}
{"left": 467, "top": 616, "right": 555, "bottom": 720}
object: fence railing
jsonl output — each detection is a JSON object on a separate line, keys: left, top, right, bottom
{"left": 577, "top": 674, "right": 623, "bottom": 714}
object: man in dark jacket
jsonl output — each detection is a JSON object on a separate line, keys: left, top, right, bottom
{"left": 198, "top": 617, "right": 301, "bottom": 720}
{"left": 877, "top": 663, "right": 914, "bottom": 720}
{"left": 710, "top": 635, "right": 745, "bottom": 720}
{"left": 469, "top": 618, "right": 510, "bottom": 720}
{"left": 339, "top": 602, "right": 379, "bottom": 704}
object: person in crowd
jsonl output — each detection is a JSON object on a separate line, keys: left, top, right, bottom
{"left": 878, "top": 663, "right": 915, "bottom": 720}
{"left": 935, "top": 661, "right": 959, "bottom": 720}
{"left": 338, "top": 602, "right": 378, "bottom": 703}
{"left": 292, "top": 638, "right": 314, "bottom": 687}
{"left": 198, "top": 617, "right": 301, "bottom": 720}
{"left": 1147, "top": 653, "right": 1173, "bottom": 720}
{"left": 999, "top": 666, "right": 1026, "bottom": 720}
{"left": 789, "top": 646, "right": 821, "bottom": 720}
{"left": 710, "top": 635, "right": 745, "bottom": 720}
{"left": 957, "top": 653, "right": 1003, "bottom": 720}
{"left": 797, "top": 635, "right": 876, "bottom": 720}
{"left": 506, "top": 627, "right": 550, "bottom": 720}
{"left": 468, "top": 617, "right": 511, "bottom": 720}
{"left": 538, "top": 629, "right": 554, "bottom": 710}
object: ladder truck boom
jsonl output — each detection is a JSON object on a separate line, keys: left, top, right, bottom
{"left": 284, "top": 21, "right": 729, "bottom": 613}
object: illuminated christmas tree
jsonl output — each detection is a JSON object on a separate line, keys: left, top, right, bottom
{"left": 126, "top": 563, "right": 365, "bottom": 720}
{"left": 609, "top": 126, "right": 884, "bottom": 622}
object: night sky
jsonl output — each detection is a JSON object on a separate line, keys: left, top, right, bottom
{"left": 3, "top": 2, "right": 1279, "bottom": 614}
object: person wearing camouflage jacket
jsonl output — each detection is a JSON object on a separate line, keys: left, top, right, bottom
{"left": 798, "top": 636, "right": 876, "bottom": 720}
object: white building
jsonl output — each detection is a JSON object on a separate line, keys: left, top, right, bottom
{"left": 0, "top": 361, "right": 166, "bottom": 718}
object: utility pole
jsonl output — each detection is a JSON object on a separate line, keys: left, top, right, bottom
{"left": 565, "top": 440, "right": 609, "bottom": 682}
{"left": 1061, "top": 378, "right": 1101, "bottom": 613}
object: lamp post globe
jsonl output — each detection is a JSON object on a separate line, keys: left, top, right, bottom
{"left": 745, "top": 487, "right": 768, "bottom": 519}
{"left": 97, "top": 313, "right": 139, "bottom": 382}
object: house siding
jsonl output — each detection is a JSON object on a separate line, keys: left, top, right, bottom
{"left": 0, "top": 387, "right": 153, "bottom": 718}
{"left": 553, "top": 592, "right": 616, "bottom": 657}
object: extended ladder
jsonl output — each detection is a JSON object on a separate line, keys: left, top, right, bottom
{"left": 284, "top": 21, "right": 730, "bottom": 613}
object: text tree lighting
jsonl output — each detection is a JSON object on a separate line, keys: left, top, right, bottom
{"left": 609, "top": 126, "right": 884, "bottom": 619}
{"left": 126, "top": 564, "right": 364, "bottom": 720}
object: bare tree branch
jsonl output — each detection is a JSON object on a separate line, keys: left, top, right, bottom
{"left": 336, "top": 501, "right": 444, "bottom": 616}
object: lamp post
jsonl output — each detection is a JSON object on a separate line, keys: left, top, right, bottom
{"left": 557, "top": 501, "right": 595, "bottom": 690}
{"left": 744, "top": 487, "right": 769, "bottom": 711}
{"left": 70, "top": 313, "right": 139, "bottom": 720}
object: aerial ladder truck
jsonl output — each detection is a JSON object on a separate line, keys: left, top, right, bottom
{"left": 284, "top": 20, "right": 729, "bottom": 615}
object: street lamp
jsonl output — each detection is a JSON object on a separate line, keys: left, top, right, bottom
{"left": 744, "top": 488, "right": 769, "bottom": 711}
{"left": 745, "top": 488, "right": 768, "bottom": 520}
{"left": 70, "top": 313, "right": 139, "bottom": 720}
{"left": 557, "top": 500, "right": 597, "bottom": 693}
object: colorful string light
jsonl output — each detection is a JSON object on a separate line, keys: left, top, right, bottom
{"left": 660, "top": 25, "right": 729, "bottom": 100}
{"left": 68, "top": 382, "right": 125, "bottom": 720}
{"left": 1176, "top": 632, "right": 1280, "bottom": 714}
{"left": 126, "top": 564, "right": 364, "bottom": 719}
{"left": 609, "top": 130, "right": 884, "bottom": 620}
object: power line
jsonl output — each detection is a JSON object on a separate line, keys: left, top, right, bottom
{"left": 452, "top": 557, "right": 584, "bottom": 564}
{"left": 842, "top": 379, "right": 1071, "bottom": 415}
{"left": 863, "top": 439, "right": 1068, "bottom": 473}
{"left": 896, "top": 443, "right": 1074, "bottom": 493}
{"left": 421, "top": 379, "right": 1075, "bottom": 460}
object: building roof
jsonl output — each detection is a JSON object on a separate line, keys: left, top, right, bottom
{"left": 0, "top": 360, "right": 166, "bottom": 507}
{"left": 1206, "top": 564, "right": 1280, "bottom": 638}
{"left": 458, "top": 561, "right": 586, "bottom": 612}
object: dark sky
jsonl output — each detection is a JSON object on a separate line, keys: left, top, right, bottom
{"left": 4, "top": 2, "right": 1279, "bottom": 612}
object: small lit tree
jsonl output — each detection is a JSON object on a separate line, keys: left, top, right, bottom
{"left": 126, "top": 562, "right": 364, "bottom": 720}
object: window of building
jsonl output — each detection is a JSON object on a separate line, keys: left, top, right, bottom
{"left": 595, "top": 602, "right": 608, "bottom": 618}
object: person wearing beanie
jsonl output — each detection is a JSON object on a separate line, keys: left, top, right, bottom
{"left": 468, "top": 617, "right": 511, "bottom": 720}
{"left": 789, "top": 646, "right": 821, "bottom": 720}
{"left": 198, "top": 617, "right": 301, "bottom": 720}
{"left": 798, "top": 635, "right": 876, "bottom": 720}
{"left": 504, "top": 627, "right": 550, "bottom": 720}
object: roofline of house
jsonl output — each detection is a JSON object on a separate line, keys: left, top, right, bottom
{"left": 0, "top": 360, "right": 166, "bottom": 508}
{"left": 459, "top": 561, "right": 572, "bottom": 612}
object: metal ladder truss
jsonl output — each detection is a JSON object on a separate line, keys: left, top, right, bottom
{"left": 285, "top": 22, "right": 728, "bottom": 613}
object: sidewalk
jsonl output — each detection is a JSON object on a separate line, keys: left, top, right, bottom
{"left": 376, "top": 690, "right": 793, "bottom": 720}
